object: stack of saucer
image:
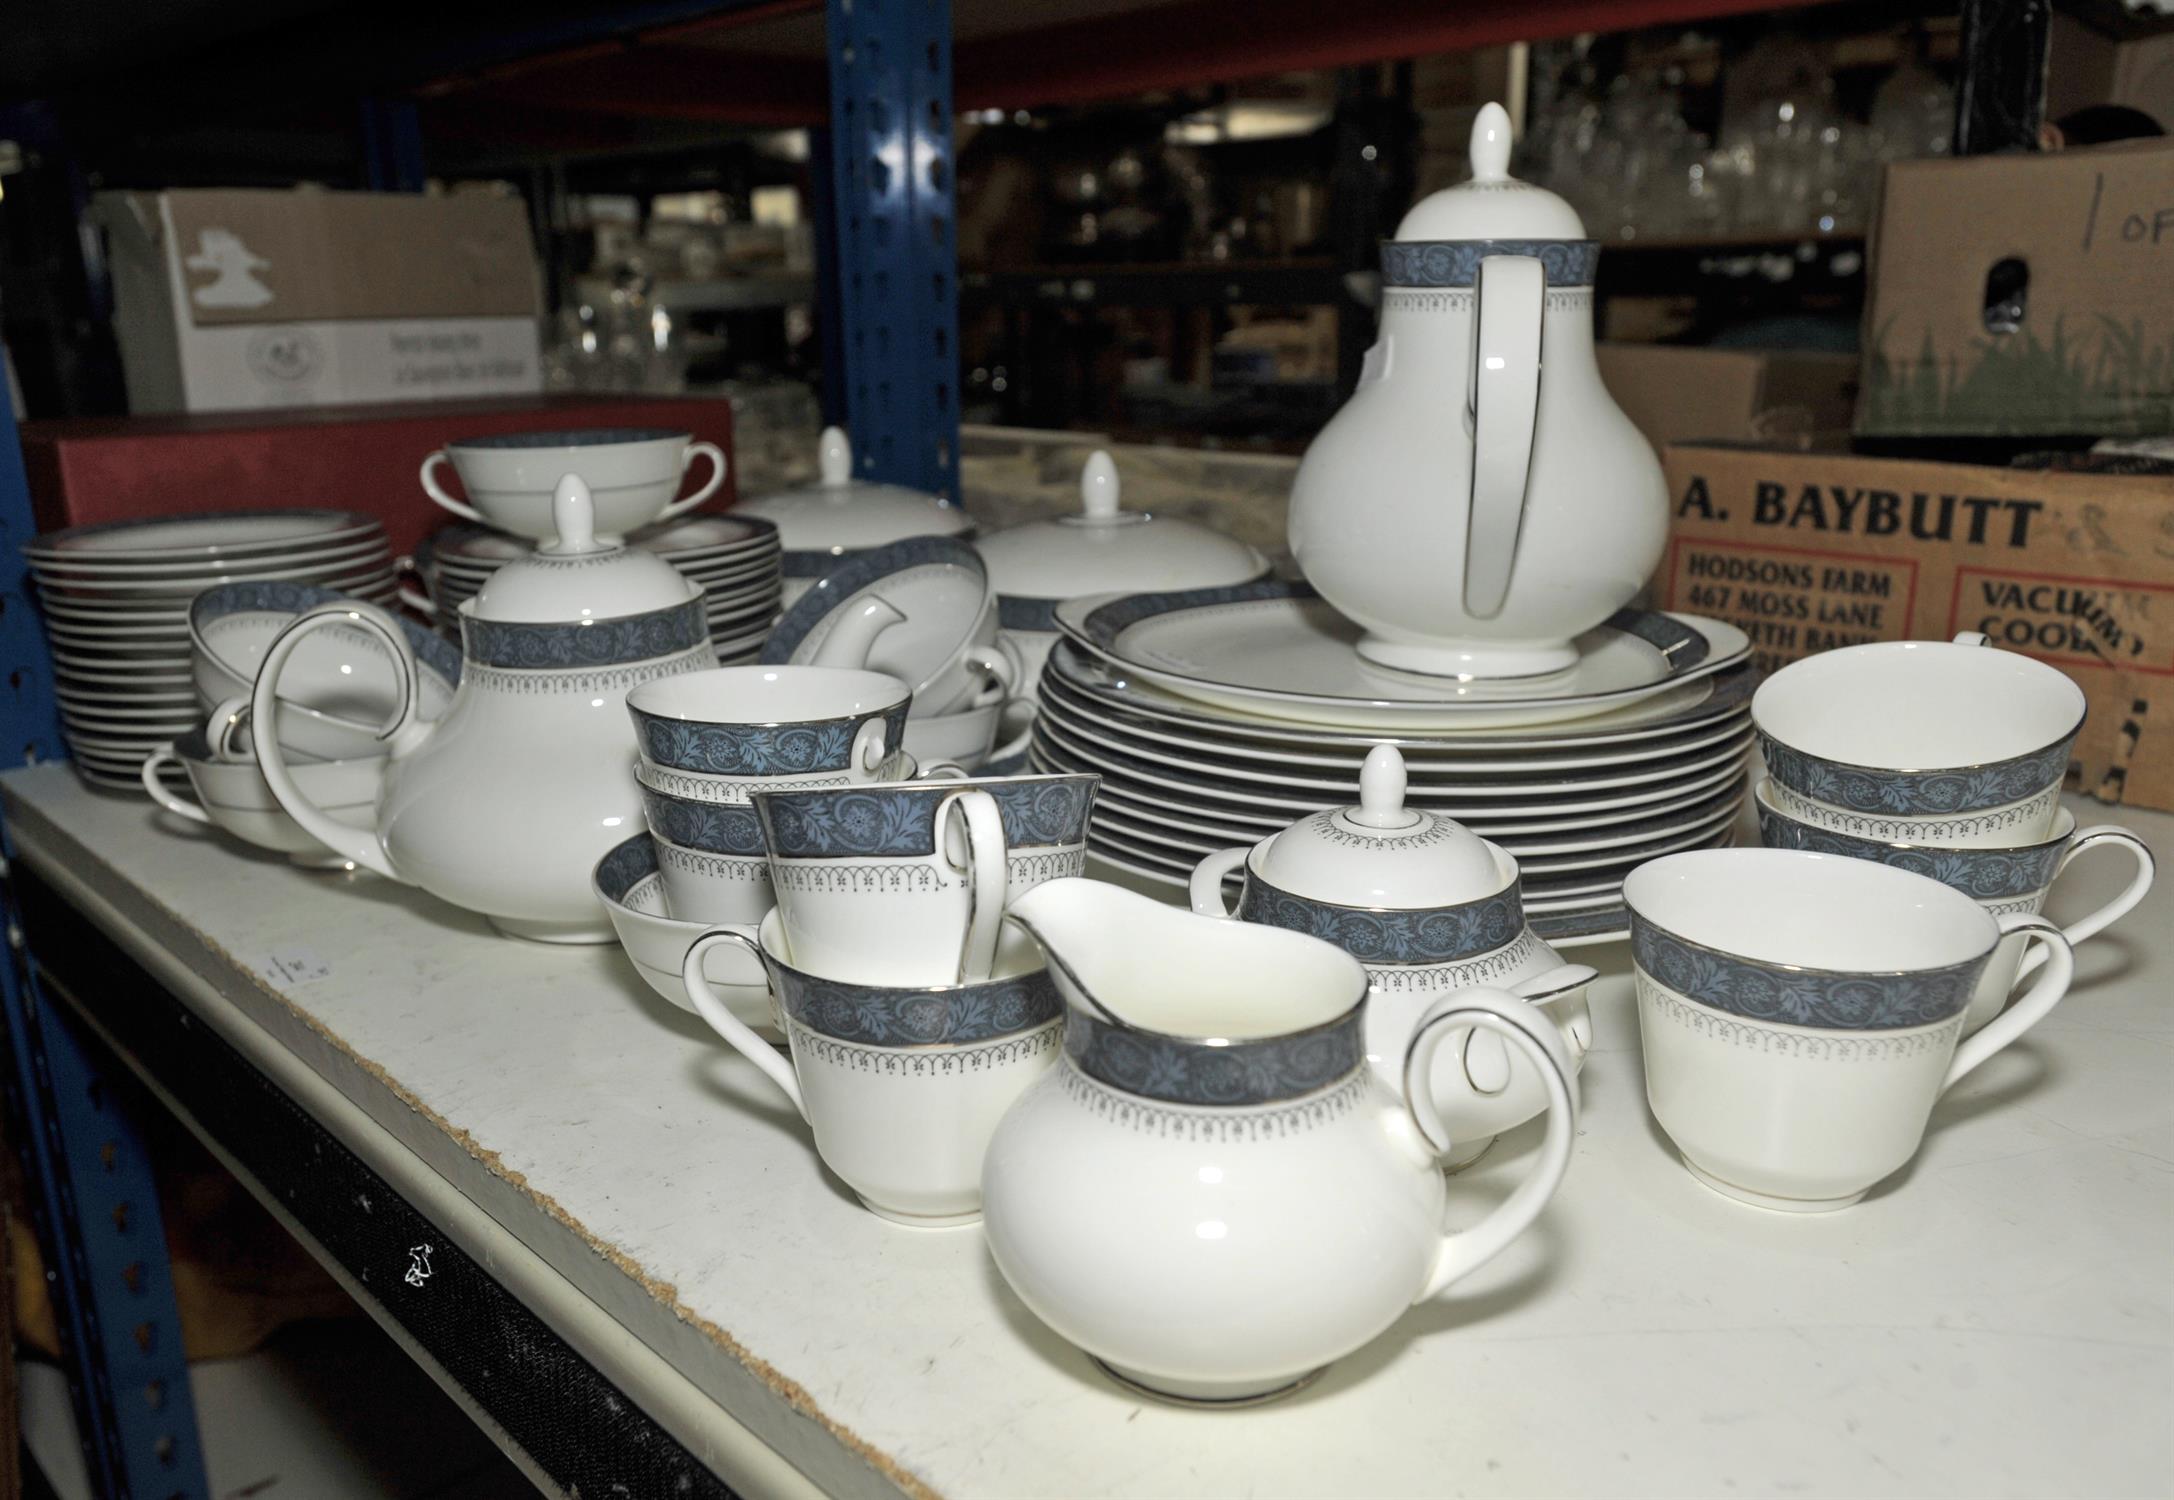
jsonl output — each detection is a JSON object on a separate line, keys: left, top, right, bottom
{"left": 1028, "top": 583, "right": 1758, "bottom": 945}
{"left": 26, "top": 511, "right": 397, "bottom": 792}
{"left": 415, "top": 513, "right": 781, "bottom": 663}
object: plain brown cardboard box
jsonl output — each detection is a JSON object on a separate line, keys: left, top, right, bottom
{"left": 1598, "top": 344, "right": 1859, "bottom": 450}
{"left": 1659, "top": 440, "right": 2174, "bottom": 813}
{"left": 1855, "top": 139, "right": 2174, "bottom": 438}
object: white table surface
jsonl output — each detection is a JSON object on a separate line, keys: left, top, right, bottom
{"left": 5, "top": 763, "right": 2169, "bottom": 1500}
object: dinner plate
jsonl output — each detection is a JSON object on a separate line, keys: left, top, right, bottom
{"left": 27, "top": 510, "right": 385, "bottom": 565}
{"left": 1042, "top": 640, "right": 1758, "bottom": 750}
{"left": 31, "top": 536, "right": 392, "bottom": 586}
{"left": 1056, "top": 583, "right": 1749, "bottom": 729}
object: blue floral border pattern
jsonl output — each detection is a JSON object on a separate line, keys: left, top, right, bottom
{"left": 760, "top": 534, "right": 986, "bottom": 666}
{"left": 1235, "top": 872, "right": 1524, "bottom": 966}
{"left": 1638, "top": 974, "right": 1962, "bottom": 1062}
{"left": 640, "top": 785, "right": 766, "bottom": 855}
{"left": 1760, "top": 777, "right": 2058, "bottom": 844}
{"left": 1364, "top": 927, "right": 1545, "bottom": 992}
{"left": 462, "top": 596, "right": 708, "bottom": 670}
{"left": 592, "top": 833, "right": 659, "bottom": 902}
{"left": 1755, "top": 804, "right": 2063, "bottom": 900}
{"left": 754, "top": 775, "right": 1098, "bottom": 858}
{"left": 190, "top": 579, "right": 463, "bottom": 686}
{"left": 769, "top": 959, "right": 1062, "bottom": 1046}
{"left": 630, "top": 697, "right": 910, "bottom": 775}
{"left": 998, "top": 596, "right": 1063, "bottom": 632}
{"left": 1628, "top": 913, "right": 1988, "bottom": 1031}
{"left": 790, "top": 1021, "right": 1059, "bottom": 1074}
{"left": 450, "top": 427, "right": 685, "bottom": 449}
{"left": 1378, "top": 240, "right": 1600, "bottom": 288}
{"left": 1063, "top": 1006, "right": 1366, "bottom": 1107}
{"left": 1756, "top": 728, "right": 2077, "bottom": 817}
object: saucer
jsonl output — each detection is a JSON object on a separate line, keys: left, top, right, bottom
{"left": 1055, "top": 583, "right": 1748, "bottom": 730}
{"left": 592, "top": 833, "right": 777, "bottom": 1034}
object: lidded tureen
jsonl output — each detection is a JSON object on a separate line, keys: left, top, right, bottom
{"left": 737, "top": 427, "right": 972, "bottom": 604}
{"left": 251, "top": 475, "right": 717, "bottom": 943}
{"left": 1287, "top": 102, "right": 1667, "bottom": 680}
{"left": 1191, "top": 744, "right": 1593, "bottom": 1163}
{"left": 974, "top": 450, "right": 1269, "bottom": 701}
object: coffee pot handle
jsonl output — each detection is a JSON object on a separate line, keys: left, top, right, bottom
{"left": 419, "top": 451, "right": 485, "bottom": 523}
{"left": 249, "top": 601, "right": 425, "bottom": 882}
{"left": 1187, "top": 847, "right": 1249, "bottom": 917}
{"left": 1943, "top": 914, "right": 2075, "bottom": 1092}
{"left": 681, "top": 930, "right": 806, "bottom": 1122}
{"left": 1463, "top": 255, "right": 1545, "bottom": 620}
{"left": 1402, "top": 989, "right": 1577, "bottom": 1302}
{"left": 657, "top": 441, "right": 729, "bottom": 521}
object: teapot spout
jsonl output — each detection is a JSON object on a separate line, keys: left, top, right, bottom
{"left": 1008, "top": 878, "right": 1368, "bottom": 1040}
{"left": 809, "top": 594, "right": 907, "bottom": 670}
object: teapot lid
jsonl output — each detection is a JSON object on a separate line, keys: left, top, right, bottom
{"left": 1392, "top": 103, "right": 1586, "bottom": 242}
{"left": 736, "top": 427, "right": 973, "bottom": 552}
{"left": 469, "top": 474, "right": 698, "bottom": 622}
{"left": 1254, "top": 747, "right": 1510, "bottom": 908}
{"left": 975, "top": 450, "right": 1268, "bottom": 605}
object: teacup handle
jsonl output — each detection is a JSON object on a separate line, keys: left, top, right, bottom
{"left": 938, "top": 789, "right": 1008, "bottom": 984}
{"left": 1403, "top": 989, "right": 1577, "bottom": 1302}
{"left": 419, "top": 450, "right": 485, "bottom": 523}
{"left": 961, "top": 647, "right": 1015, "bottom": 709}
{"left": 681, "top": 930, "right": 806, "bottom": 1121}
{"left": 849, "top": 716, "right": 891, "bottom": 781}
{"left": 916, "top": 759, "right": 972, "bottom": 781}
{"left": 2014, "top": 825, "right": 2157, "bottom": 984}
{"left": 139, "top": 744, "right": 211, "bottom": 825}
{"left": 657, "top": 441, "right": 729, "bottom": 521}
{"left": 1187, "top": 846, "right": 1249, "bottom": 917}
{"left": 1943, "top": 913, "right": 2075, "bottom": 1092}
{"left": 984, "top": 705, "right": 1036, "bottom": 766}
{"left": 204, "top": 695, "right": 252, "bottom": 760}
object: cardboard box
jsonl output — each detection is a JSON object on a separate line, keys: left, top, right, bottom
{"left": 93, "top": 188, "right": 544, "bottom": 414}
{"left": 1597, "top": 344, "right": 1859, "bottom": 450}
{"left": 2048, "top": 12, "right": 2174, "bottom": 129}
{"left": 1855, "top": 139, "right": 2174, "bottom": 439}
{"left": 1659, "top": 440, "right": 2174, "bottom": 813}
{"left": 19, "top": 396, "right": 736, "bottom": 559}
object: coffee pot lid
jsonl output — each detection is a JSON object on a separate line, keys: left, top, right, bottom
{"left": 1253, "top": 746, "right": 1509, "bottom": 907}
{"left": 469, "top": 474, "right": 697, "bottom": 622}
{"left": 736, "top": 427, "right": 973, "bottom": 552}
{"left": 1392, "top": 103, "right": 1587, "bottom": 242}
{"left": 974, "top": 450, "right": 1268, "bottom": 604}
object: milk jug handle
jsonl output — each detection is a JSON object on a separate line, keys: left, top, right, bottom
{"left": 1463, "top": 255, "right": 1545, "bottom": 620}
{"left": 1404, "top": 989, "right": 1577, "bottom": 1303}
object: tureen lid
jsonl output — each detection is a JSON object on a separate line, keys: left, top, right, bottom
{"left": 735, "top": 426, "right": 973, "bottom": 552}
{"left": 1254, "top": 746, "right": 1508, "bottom": 907}
{"left": 1392, "top": 102, "right": 1586, "bottom": 242}
{"left": 468, "top": 475, "right": 698, "bottom": 622}
{"left": 974, "top": 451, "right": 1268, "bottom": 605}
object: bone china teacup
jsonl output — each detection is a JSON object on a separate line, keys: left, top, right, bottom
{"left": 1753, "top": 633, "right": 2085, "bottom": 847}
{"left": 1624, "top": 848, "right": 2075, "bottom": 1213}
{"left": 1754, "top": 782, "right": 2154, "bottom": 1035}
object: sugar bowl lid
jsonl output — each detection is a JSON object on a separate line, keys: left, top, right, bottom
{"left": 1392, "top": 102, "right": 1586, "bottom": 242}
{"left": 974, "top": 450, "right": 1268, "bottom": 606}
{"left": 468, "top": 475, "right": 697, "bottom": 622}
{"left": 736, "top": 426, "right": 972, "bottom": 553}
{"left": 1253, "top": 746, "right": 1506, "bottom": 907}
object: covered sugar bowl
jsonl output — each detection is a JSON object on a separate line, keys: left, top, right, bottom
{"left": 1190, "top": 745, "right": 1593, "bottom": 1164}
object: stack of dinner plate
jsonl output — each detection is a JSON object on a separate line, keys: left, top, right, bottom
{"left": 414, "top": 513, "right": 782, "bottom": 664}
{"left": 1027, "top": 583, "right": 1759, "bottom": 946}
{"left": 26, "top": 510, "right": 398, "bottom": 792}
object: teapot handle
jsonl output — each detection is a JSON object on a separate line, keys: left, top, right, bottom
{"left": 1402, "top": 988, "right": 1577, "bottom": 1303}
{"left": 682, "top": 929, "right": 807, "bottom": 1123}
{"left": 1187, "top": 846, "right": 1249, "bottom": 917}
{"left": 1462, "top": 255, "right": 1545, "bottom": 620}
{"left": 249, "top": 601, "right": 424, "bottom": 881}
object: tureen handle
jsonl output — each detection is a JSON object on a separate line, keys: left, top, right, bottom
{"left": 681, "top": 929, "right": 806, "bottom": 1122}
{"left": 1463, "top": 254, "right": 1545, "bottom": 619}
{"left": 656, "top": 441, "right": 729, "bottom": 521}
{"left": 1402, "top": 989, "right": 1577, "bottom": 1303}
{"left": 1186, "top": 847, "right": 1249, "bottom": 918}
{"left": 419, "top": 450, "right": 485, "bottom": 523}
{"left": 249, "top": 601, "right": 427, "bottom": 882}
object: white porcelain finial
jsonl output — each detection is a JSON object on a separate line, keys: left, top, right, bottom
{"left": 549, "top": 473, "right": 599, "bottom": 554}
{"left": 1469, "top": 102, "right": 1513, "bottom": 183}
{"left": 1351, "top": 745, "right": 1411, "bottom": 829}
{"left": 818, "top": 426, "right": 853, "bottom": 488}
{"left": 1080, "top": 450, "right": 1121, "bottom": 522}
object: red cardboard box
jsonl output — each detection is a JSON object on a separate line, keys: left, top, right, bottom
{"left": 18, "top": 395, "right": 738, "bottom": 558}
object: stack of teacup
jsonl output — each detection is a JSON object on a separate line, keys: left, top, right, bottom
{"left": 609, "top": 661, "right": 1101, "bottom": 1228}
{"left": 1618, "top": 632, "right": 2152, "bottom": 1214}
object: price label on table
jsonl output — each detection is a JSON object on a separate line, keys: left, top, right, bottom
{"left": 263, "top": 947, "right": 333, "bottom": 986}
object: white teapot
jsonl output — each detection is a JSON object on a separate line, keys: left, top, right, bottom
{"left": 251, "top": 476, "right": 717, "bottom": 942}
{"left": 988, "top": 879, "right": 1576, "bottom": 1406}
{"left": 1287, "top": 103, "right": 1667, "bottom": 679}
{"left": 1189, "top": 745, "right": 1593, "bottom": 1165}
